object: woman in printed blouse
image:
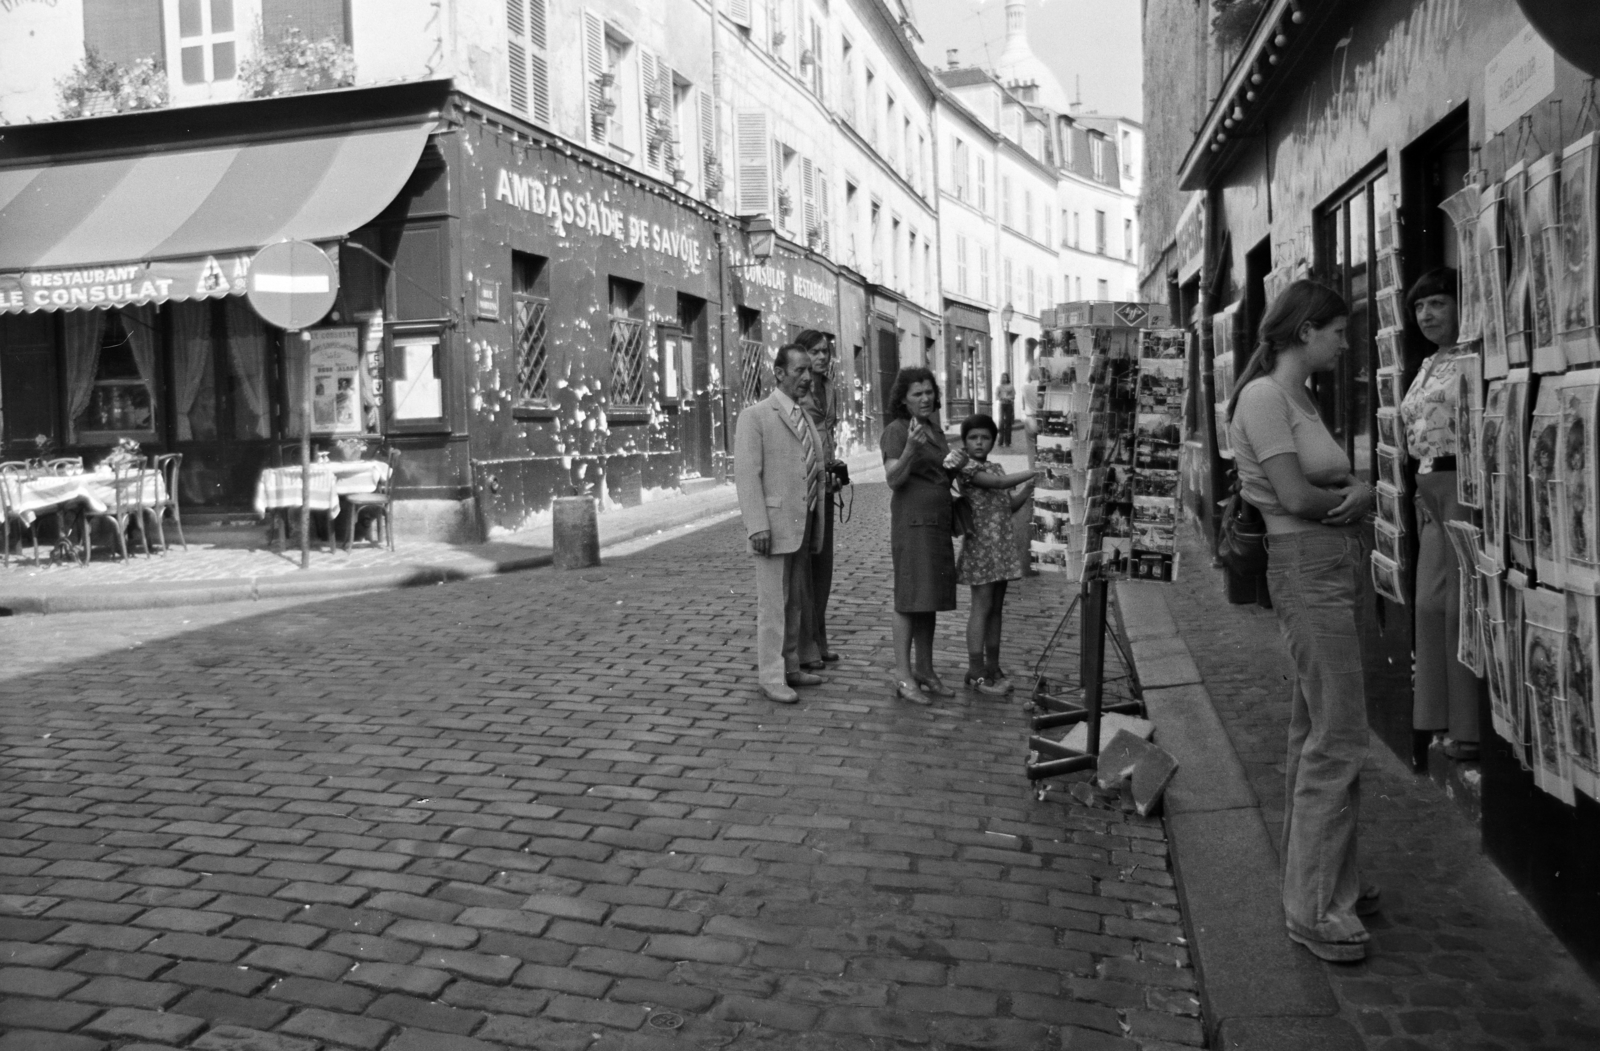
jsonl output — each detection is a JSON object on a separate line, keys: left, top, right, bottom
{"left": 1398, "top": 267, "right": 1481, "bottom": 763}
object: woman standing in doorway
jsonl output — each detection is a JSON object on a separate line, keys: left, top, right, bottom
{"left": 1229, "top": 279, "right": 1378, "bottom": 962}
{"left": 881, "top": 367, "right": 958, "bottom": 703}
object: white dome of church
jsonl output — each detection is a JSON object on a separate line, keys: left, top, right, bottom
{"left": 995, "top": 0, "right": 1073, "bottom": 116}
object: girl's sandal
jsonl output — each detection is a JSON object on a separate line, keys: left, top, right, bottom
{"left": 964, "top": 674, "right": 1008, "bottom": 697}
{"left": 895, "top": 680, "right": 932, "bottom": 705}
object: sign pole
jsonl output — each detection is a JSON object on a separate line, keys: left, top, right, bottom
{"left": 297, "top": 330, "right": 311, "bottom": 570}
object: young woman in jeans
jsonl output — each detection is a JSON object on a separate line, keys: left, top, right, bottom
{"left": 1228, "top": 280, "right": 1378, "bottom": 962}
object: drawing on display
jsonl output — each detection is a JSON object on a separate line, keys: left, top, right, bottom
{"left": 1503, "top": 162, "right": 1532, "bottom": 366}
{"left": 1531, "top": 381, "right": 1564, "bottom": 585}
{"left": 1559, "top": 134, "right": 1600, "bottom": 365}
{"left": 1526, "top": 154, "right": 1563, "bottom": 371}
{"left": 1559, "top": 373, "right": 1600, "bottom": 592}
{"left": 1524, "top": 586, "right": 1575, "bottom": 805}
{"left": 1566, "top": 593, "right": 1600, "bottom": 800}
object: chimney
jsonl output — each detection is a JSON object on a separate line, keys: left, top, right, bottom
{"left": 946, "top": 49, "right": 960, "bottom": 70}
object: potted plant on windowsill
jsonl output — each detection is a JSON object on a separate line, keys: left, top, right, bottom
{"left": 703, "top": 153, "right": 725, "bottom": 199}
{"left": 56, "top": 48, "right": 168, "bottom": 119}
{"left": 239, "top": 25, "right": 357, "bottom": 99}
{"left": 777, "top": 187, "right": 793, "bottom": 223}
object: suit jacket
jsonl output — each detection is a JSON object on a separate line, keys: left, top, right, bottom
{"left": 735, "top": 391, "right": 827, "bottom": 555}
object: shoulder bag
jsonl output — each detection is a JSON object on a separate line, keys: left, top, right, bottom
{"left": 1215, "top": 467, "right": 1268, "bottom": 578}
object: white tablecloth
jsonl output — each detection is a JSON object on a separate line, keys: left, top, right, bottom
{"left": 1, "top": 469, "right": 167, "bottom": 525}
{"left": 253, "top": 461, "right": 391, "bottom": 518}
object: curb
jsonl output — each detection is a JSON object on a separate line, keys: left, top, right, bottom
{"left": 1113, "top": 578, "right": 1364, "bottom": 1051}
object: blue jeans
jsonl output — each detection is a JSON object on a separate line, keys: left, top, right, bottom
{"left": 1265, "top": 529, "right": 1369, "bottom": 943}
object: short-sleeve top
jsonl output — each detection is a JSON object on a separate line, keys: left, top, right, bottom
{"left": 1229, "top": 377, "right": 1351, "bottom": 518}
{"left": 1399, "top": 347, "right": 1470, "bottom": 471}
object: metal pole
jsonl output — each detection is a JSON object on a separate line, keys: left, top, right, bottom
{"left": 297, "top": 330, "right": 310, "bottom": 570}
{"left": 1080, "top": 576, "right": 1109, "bottom": 756}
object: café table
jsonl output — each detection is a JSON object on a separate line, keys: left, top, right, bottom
{"left": 253, "top": 460, "right": 392, "bottom": 548}
{"left": 0, "top": 465, "right": 168, "bottom": 561}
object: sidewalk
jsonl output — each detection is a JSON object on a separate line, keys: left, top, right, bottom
{"left": 0, "top": 451, "right": 880, "bottom": 615}
{"left": 1114, "top": 525, "right": 1600, "bottom": 1050}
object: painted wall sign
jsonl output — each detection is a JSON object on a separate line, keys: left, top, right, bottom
{"left": 1485, "top": 24, "right": 1556, "bottom": 136}
{"left": 1177, "top": 193, "right": 1206, "bottom": 284}
{"left": 494, "top": 167, "right": 704, "bottom": 274}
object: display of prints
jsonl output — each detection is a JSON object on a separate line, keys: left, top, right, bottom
{"left": 1503, "top": 162, "right": 1532, "bottom": 366}
{"left": 1446, "top": 521, "right": 1486, "bottom": 675}
{"left": 1440, "top": 183, "right": 1485, "bottom": 342}
{"left": 1375, "top": 481, "right": 1403, "bottom": 531}
{"left": 1558, "top": 371, "right": 1600, "bottom": 593}
{"left": 1481, "top": 380, "right": 1507, "bottom": 574}
{"left": 1526, "top": 153, "right": 1565, "bottom": 372}
{"left": 1505, "top": 369, "right": 1534, "bottom": 569}
{"left": 1377, "top": 366, "right": 1402, "bottom": 410}
{"left": 1559, "top": 133, "right": 1600, "bottom": 365}
{"left": 1376, "top": 287, "right": 1403, "bottom": 333}
{"left": 1455, "top": 354, "right": 1483, "bottom": 509}
{"left": 1566, "top": 592, "right": 1600, "bottom": 799}
{"left": 1524, "top": 585, "right": 1575, "bottom": 804}
{"left": 1531, "top": 379, "right": 1564, "bottom": 586}
{"left": 1376, "top": 249, "right": 1402, "bottom": 295}
{"left": 1377, "top": 444, "right": 1405, "bottom": 491}
{"left": 1376, "top": 407, "right": 1402, "bottom": 451}
{"left": 1478, "top": 181, "right": 1511, "bottom": 378}
{"left": 1372, "top": 550, "right": 1405, "bottom": 604}
{"left": 1506, "top": 571, "right": 1530, "bottom": 766}
{"left": 1375, "top": 517, "right": 1403, "bottom": 565}
{"left": 1376, "top": 327, "right": 1401, "bottom": 370}
{"left": 1486, "top": 567, "right": 1516, "bottom": 746}
{"left": 307, "top": 326, "right": 364, "bottom": 436}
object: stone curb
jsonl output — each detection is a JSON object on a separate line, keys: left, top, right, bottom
{"left": 1114, "top": 579, "right": 1364, "bottom": 1051}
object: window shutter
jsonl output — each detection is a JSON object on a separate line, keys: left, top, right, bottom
{"left": 697, "top": 89, "right": 715, "bottom": 198}
{"left": 508, "top": 0, "right": 528, "bottom": 113}
{"left": 528, "top": 0, "right": 550, "bottom": 124}
{"left": 583, "top": 9, "right": 606, "bottom": 147}
{"left": 728, "top": 0, "right": 751, "bottom": 28}
{"left": 818, "top": 171, "right": 831, "bottom": 252}
{"left": 735, "top": 109, "right": 772, "bottom": 216}
{"left": 641, "top": 50, "right": 661, "bottom": 170}
{"left": 802, "top": 158, "right": 817, "bottom": 239}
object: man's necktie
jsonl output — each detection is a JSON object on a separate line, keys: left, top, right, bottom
{"left": 793, "top": 405, "right": 819, "bottom": 509}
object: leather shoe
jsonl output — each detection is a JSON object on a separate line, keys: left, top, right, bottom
{"left": 819, "top": 650, "right": 841, "bottom": 663}
{"left": 800, "top": 660, "right": 827, "bottom": 671}
{"left": 761, "top": 684, "right": 799, "bottom": 704}
{"left": 786, "top": 670, "right": 824, "bottom": 687}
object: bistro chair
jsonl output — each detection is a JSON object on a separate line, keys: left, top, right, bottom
{"left": 0, "top": 462, "right": 42, "bottom": 566}
{"left": 341, "top": 446, "right": 399, "bottom": 552}
{"left": 148, "top": 453, "right": 187, "bottom": 552}
{"left": 82, "top": 463, "right": 152, "bottom": 562}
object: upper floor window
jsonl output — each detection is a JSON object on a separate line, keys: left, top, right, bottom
{"left": 512, "top": 251, "right": 551, "bottom": 406}
{"left": 840, "top": 36, "right": 856, "bottom": 123}
{"left": 1095, "top": 210, "right": 1107, "bottom": 255}
{"left": 507, "top": 0, "right": 552, "bottom": 126}
{"left": 976, "top": 157, "right": 989, "bottom": 214}
{"left": 951, "top": 137, "right": 969, "bottom": 201}
{"left": 83, "top": 0, "right": 164, "bottom": 69}
{"left": 1091, "top": 136, "right": 1106, "bottom": 181}
{"left": 1000, "top": 174, "right": 1012, "bottom": 228}
{"left": 1121, "top": 130, "right": 1134, "bottom": 178}
{"left": 1124, "top": 218, "right": 1135, "bottom": 261}
{"left": 1023, "top": 189, "right": 1033, "bottom": 240}
{"left": 1062, "top": 123, "right": 1074, "bottom": 167}
{"left": 178, "top": 0, "right": 236, "bottom": 84}
{"left": 865, "top": 67, "right": 878, "bottom": 146}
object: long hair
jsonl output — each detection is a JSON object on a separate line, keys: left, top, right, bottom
{"left": 1226, "top": 279, "right": 1349, "bottom": 421}
{"left": 887, "top": 366, "right": 941, "bottom": 422}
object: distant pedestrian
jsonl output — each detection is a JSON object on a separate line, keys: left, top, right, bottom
{"left": 1020, "top": 365, "right": 1041, "bottom": 461}
{"left": 798, "top": 337, "right": 843, "bottom": 668}
{"left": 735, "top": 344, "right": 829, "bottom": 704}
{"left": 948, "top": 414, "right": 1036, "bottom": 694}
{"left": 880, "top": 366, "right": 957, "bottom": 704}
{"left": 1228, "top": 279, "right": 1378, "bottom": 963}
{"left": 996, "top": 373, "right": 1017, "bottom": 447}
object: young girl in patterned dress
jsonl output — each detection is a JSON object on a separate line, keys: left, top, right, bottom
{"left": 948, "top": 414, "right": 1038, "bottom": 694}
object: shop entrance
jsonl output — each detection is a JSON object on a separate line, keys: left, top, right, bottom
{"left": 675, "top": 295, "right": 713, "bottom": 479}
{"left": 875, "top": 324, "right": 899, "bottom": 421}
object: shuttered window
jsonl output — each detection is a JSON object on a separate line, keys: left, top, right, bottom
{"left": 697, "top": 90, "right": 715, "bottom": 200}
{"left": 507, "top": 0, "right": 551, "bottom": 126}
{"left": 728, "top": 0, "right": 751, "bottom": 28}
{"left": 641, "top": 51, "right": 672, "bottom": 174}
{"left": 262, "top": 0, "right": 349, "bottom": 45}
{"left": 583, "top": 9, "right": 608, "bottom": 147}
{"left": 735, "top": 109, "right": 772, "bottom": 216}
{"left": 83, "top": 0, "right": 164, "bottom": 68}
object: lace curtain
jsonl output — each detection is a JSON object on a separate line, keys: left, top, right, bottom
{"left": 170, "top": 302, "right": 213, "bottom": 440}
{"left": 63, "top": 310, "right": 106, "bottom": 441}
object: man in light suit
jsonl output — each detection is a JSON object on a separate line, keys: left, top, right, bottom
{"left": 736, "top": 344, "right": 828, "bottom": 704}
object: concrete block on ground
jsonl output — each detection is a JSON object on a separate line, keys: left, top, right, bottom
{"left": 1213, "top": 1015, "right": 1364, "bottom": 1051}
{"left": 1143, "top": 684, "right": 1259, "bottom": 815}
{"left": 1115, "top": 580, "right": 1180, "bottom": 640}
{"left": 1059, "top": 712, "right": 1155, "bottom": 753}
{"left": 1126, "top": 634, "right": 1203, "bottom": 688}
{"left": 1166, "top": 809, "right": 1337, "bottom": 1027}
{"left": 1094, "top": 730, "right": 1177, "bottom": 817}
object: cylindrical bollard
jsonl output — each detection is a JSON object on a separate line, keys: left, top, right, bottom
{"left": 552, "top": 495, "right": 601, "bottom": 569}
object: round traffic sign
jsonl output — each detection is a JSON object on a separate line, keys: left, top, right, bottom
{"left": 246, "top": 240, "right": 340, "bottom": 331}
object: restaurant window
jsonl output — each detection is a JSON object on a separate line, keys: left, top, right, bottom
{"left": 178, "top": 0, "right": 237, "bottom": 85}
{"left": 83, "top": 0, "right": 164, "bottom": 69}
{"left": 261, "top": 0, "right": 349, "bottom": 45}
{"left": 512, "top": 251, "right": 551, "bottom": 407}
{"left": 70, "top": 307, "right": 158, "bottom": 442}
{"left": 176, "top": 298, "right": 272, "bottom": 442}
{"left": 608, "top": 277, "right": 649, "bottom": 407}
{"left": 1315, "top": 164, "right": 1388, "bottom": 475}
{"left": 0, "top": 313, "right": 60, "bottom": 452}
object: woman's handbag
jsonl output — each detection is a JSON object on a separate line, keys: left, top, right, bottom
{"left": 1216, "top": 470, "right": 1268, "bottom": 577}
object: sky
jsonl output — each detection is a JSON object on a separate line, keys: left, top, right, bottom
{"left": 908, "top": 0, "right": 1144, "bottom": 121}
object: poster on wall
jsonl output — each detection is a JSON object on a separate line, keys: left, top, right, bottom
{"left": 1566, "top": 592, "right": 1600, "bottom": 800}
{"left": 1486, "top": 569, "right": 1515, "bottom": 746}
{"left": 1505, "top": 369, "right": 1534, "bottom": 568}
{"left": 1559, "top": 133, "right": 1600, "bottom": 366}
{"left": 308, "top": 326, "right": 364, "bottom": 436}
{"left": 1481, "top": 380, "right": 1507, "bottom": 574}
{"left": 1531, "top": 380, "right": 1565, "bottom": 586}
{"left": 1504, "top": 162, "right": 1532, "bottom": 366}
{"left": 1478, "top": 182, "right": 1511, "bottom": 379}
{"left": 1524, "top": 585, "right": 1576, "bottom": 804}
{"left": 1446, "top": 521, "right": 1486, "bottom": 675}
{"left": 1441, "top": 183, "right": 1485, "bottom": 343}
{"left": 1526, "top": 153, "right": 1566, "bottom": 373}
{"left": 1558, "top": 371, "right": 1600, "bottom": 594}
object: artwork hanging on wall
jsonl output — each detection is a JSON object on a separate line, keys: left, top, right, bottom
{"left": 1524, "top": 585, "right": 1575, "bottom": 804}
{"left": 1479, "top": 181, "right": 1511, "bottom": 379}
{"left": 1558, "top": 371, "right": 1600, "bottom": 593}
{"left": 1566, "top": 591, "right": 1600, "bottom": 800}
{"left": 1482, "top": 380, "right": 1507, "bottom": 575}
{"left": 1531, "top": 380, "right": 1565, "bottom": 586}
{"left": 1504, "top": 161, "right": 1532, "bottom": 366}
{"left": 1456, "top": 354, "right": 1484, "bottom": 509}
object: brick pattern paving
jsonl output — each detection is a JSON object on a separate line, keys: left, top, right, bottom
{"left": 0, "top": 483, "right": 1200, "bottom": 1051}
{"left": 1162, "top": 528, "right": 1600, "bottom": 1051}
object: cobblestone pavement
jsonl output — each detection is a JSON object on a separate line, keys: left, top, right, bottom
{"left": 1161, "top": 527, "right": 1600, "bottom": 1051}
{"left": 0, "top": 482, "right": 1201, "bottom": 1051}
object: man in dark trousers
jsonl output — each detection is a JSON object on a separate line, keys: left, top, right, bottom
{"left": 798, "top": 335, "right": 842, "bottom": 667}
{"left": 735, "top": 344, "right": 829, "bottom": 704}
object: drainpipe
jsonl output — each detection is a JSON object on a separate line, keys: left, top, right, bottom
{"left": 710, "top": 0, "right": 733, "bottom": 479}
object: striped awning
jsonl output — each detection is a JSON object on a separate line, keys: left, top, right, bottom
{"left": 0, "top": 122, "right": 434, "bottom": 314}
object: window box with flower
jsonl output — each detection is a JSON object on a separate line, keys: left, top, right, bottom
{"left": 56, "top": 48, "right": 169, "bottom": 119}
{"left": 239, "top": 26, "right": 356, "bottom": 99}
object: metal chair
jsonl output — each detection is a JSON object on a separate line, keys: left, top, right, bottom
{"left": 0, "top": 462, "right": 41, "bottom": 566}
{"left": 147, "top": 453, "right": 187, "bottom": 552}
{"left": 82, "top": 463, "right": 152, "bottom": 562}
{"left": 341, "top": 446, "right": 399, "bottom": 551}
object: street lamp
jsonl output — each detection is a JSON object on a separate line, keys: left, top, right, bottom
{"left": 741, "top": 215, "right": 777, "bottom": 264}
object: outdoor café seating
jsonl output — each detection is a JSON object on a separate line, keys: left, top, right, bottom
{"left": 254, "top": 440, "right": 394, "bottom": 551}
{"left": 0, "top": 453, "right": 179, "bottom": 565}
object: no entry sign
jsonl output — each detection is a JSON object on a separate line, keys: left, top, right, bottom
{"left": 247, "top": 240, "right": 339, "bottom": 331}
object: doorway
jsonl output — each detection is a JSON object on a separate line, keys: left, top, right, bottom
{"left": 676, "top": 295, "right": 713, "bottom": 479}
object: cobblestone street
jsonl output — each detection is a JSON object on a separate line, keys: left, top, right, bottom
{"left": 0, "top": 481, "right": 1200, "bottom": 1051}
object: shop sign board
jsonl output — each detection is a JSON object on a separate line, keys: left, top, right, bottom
{"left": 494, "top": 166, "right": 706, "bottom": 275}
{"left": 0, "top": 253, "right": 251, "bottom": 314}
{"left": 1485, "top": 24, "right": 1556, "bottom": 136}
{"left": 732, "top": 246, "right": 840, "bottom": 334}
{"left": 308, "top": 327, "right": 363, "bottom": 436}
{"left": 475, "top": 278, "right": 501, "bottom": 321}
{"left": 1176, "top": 193, "right": 1206, "bottom": 284}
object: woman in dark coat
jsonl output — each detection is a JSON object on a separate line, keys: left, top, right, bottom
{"left": 880, "top": 366, "right": 958, "bottom": 703}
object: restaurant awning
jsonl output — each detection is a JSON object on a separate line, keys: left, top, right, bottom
{"left": 0, "top": 121, "right": 434, "bottom": 315}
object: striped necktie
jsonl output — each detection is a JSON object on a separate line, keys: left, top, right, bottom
{"left": 792, "top": 404, "right": 819, "bottom": 509}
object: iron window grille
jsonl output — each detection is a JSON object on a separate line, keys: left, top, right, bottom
{"left": 513, "top": 294, "right": 550, "bottom": 404}
{"left": 609, "top": 315, "right": 651, "bottom": 406}
{"left": 740, "top": 338, "right": 766, "bottom": 404}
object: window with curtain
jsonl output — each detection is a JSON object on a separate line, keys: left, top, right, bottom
{"left": 172, "top": 300, "right": 218, "bottom": 441}
{"left": 73, "top": 308, "right": 159, "bottom": 440}
{"left": 224, "top": 298, "right": 272, "bottom": 438}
